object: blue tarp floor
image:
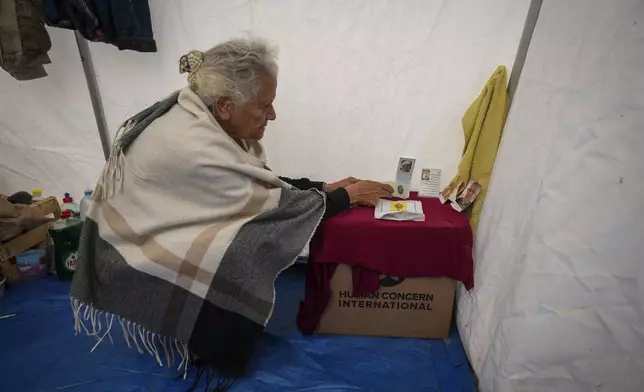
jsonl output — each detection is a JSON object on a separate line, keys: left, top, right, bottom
{"left": 0, "top": 264, "right": 476, "bottom": 391}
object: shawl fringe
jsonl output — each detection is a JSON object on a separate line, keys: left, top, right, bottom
{"left": 70, "top": 297, "right": 191, "bottom": 377}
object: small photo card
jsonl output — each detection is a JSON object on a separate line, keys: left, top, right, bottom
{"left": 418, "top": 168, "right": 441, "bottom": 198}
{"left": 393, "top": 157, "right": 416, "bottom": 198}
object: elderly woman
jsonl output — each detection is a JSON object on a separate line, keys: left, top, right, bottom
{"left": 71, "top": 38, "right": 392, "bottom": 381}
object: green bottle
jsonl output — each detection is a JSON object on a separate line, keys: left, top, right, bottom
{"left": 49, "top": 210, "right": 83, "bottom": 280}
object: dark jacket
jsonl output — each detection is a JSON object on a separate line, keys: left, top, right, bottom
{"left": 0, "top": 0, "right": 52, "bottom": 80}
{"left": 41, "top": 0, "right": 156, "bottom": 52}
{"left": 280, "top": 177, "right": 351, "bottom": 220}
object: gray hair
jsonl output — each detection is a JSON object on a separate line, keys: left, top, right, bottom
{"left": 192, "top": 38, "right": 278, "bottom": 107}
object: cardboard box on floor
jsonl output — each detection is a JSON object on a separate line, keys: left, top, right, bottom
{"left": 0, "top": 196, "right": 60, "bottom": 262}
{"left": 316, "top": 264, "right": 456, "bottom": 339}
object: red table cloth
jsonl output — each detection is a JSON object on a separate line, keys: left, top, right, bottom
{"left": 297, "top": 193, "right": 474, "bottom": 334}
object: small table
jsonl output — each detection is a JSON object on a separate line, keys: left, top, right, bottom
{"left": 297, "top": 194, "right": 474, "bottom": 335}
{"left": 311, "top": 193, "right": 474, "bottom": 288}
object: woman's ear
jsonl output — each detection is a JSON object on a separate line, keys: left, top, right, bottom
{"left": 214, "top": 97, "right": 232, "bottom": 121}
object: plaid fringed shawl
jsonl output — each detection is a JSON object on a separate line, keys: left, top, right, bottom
{"left": 70, "top": 87, "right": 325, "bottom": 379}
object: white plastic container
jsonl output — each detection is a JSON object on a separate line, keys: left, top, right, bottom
{"left": 80, "top": 189, "right": 93, "bottom": 221}
{"left": 15, "top": 249, "right": 48, "bottom": 280}
{"left": 31, "top": 188, "right": 43, "bottom": 202}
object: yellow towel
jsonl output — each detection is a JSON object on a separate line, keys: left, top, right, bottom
{"left": 444, "top": 66, "right": 509, "bottom": 233}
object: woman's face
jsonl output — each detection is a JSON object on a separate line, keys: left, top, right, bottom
{"left": 217, "top": 72, "right": 277, "bottom": 141}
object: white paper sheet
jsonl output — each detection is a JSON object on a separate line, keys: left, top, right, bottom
{"left": 374, "top": 199, "right": 425, "bottom": 222}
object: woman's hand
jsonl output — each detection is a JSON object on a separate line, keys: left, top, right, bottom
{"left": 324, "top": 177, "right": 360, "bottom": 192}
{"left": 345, "top": 181, "right": 394, "bottom": 207}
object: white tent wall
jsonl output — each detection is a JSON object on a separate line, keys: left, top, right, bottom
{"left": 457, "top": 1, "right": 644, "bottom": 391}
{"left": 0, "top": 0, "right": 530, "bottom": 198}
{"left": 92, "top": 0, "right": 530, "bottom": 186}
{"left": 0, "top": 28, "right": 106, "bottom": 197}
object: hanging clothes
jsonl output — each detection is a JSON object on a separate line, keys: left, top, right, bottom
{"left": 442, "top": 66, "right": 509, "bottom": 233}
{"left": 41, "top": 0, "right": 156, "bottom": 52}
{"left": 0, "top": 0, "right": 52, "bottom": 81}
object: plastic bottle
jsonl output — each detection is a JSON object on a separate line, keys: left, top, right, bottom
{"left": 32, "top": 188, "right": 43, "bottom": 202}
{"left": 61, "top": 193, "right": 80, "bottom": 217}
{"left": 80, "top": 189, "right": 93, "bottom": 221}
{"left": 49, "top": 210, "right": 83, "bottom": 280}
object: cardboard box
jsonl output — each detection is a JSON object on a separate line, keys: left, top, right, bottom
{"left": 0, "top": 196, "right": 60, "bottom": 262}
{"left": 0, "top": 257, "right": 21, "bottom": 283}
{"left": 317, "top": 264, "right": 456, "bottom": 339}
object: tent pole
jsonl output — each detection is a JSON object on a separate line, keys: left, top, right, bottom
{"left": 74, "top": 31, "right": 111, "bottom": 160}
{"left": 508, "top": 0, "right": 544, "bottom": 104}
